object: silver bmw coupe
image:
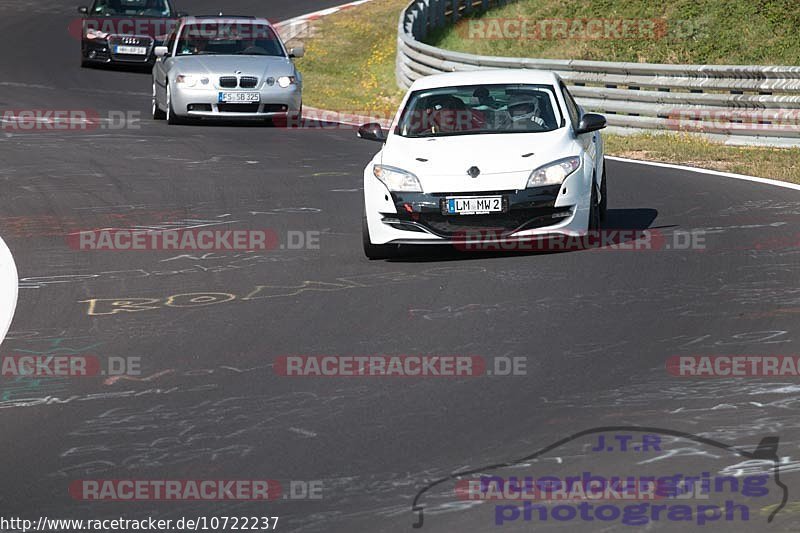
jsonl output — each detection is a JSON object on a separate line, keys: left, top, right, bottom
{"left": 152, "top": 16, "right": 304, "bottom": 124}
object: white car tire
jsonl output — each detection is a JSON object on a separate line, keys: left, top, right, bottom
{"left": 362, "top": 213, "right": 397, "bottom": 260}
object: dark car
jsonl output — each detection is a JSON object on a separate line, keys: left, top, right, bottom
{"left": 78, "top": 0, "right": 185, "bottom": 67}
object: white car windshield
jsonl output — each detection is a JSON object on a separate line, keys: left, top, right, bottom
{"left": 176, "top": 23, "right": 285, "bottom": 56}
{"left": 396, "top": 84, "right": 564, "bottom": 138}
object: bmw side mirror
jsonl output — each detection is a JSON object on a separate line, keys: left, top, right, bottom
{"left": 358, "top": 123, "right": 386, "bottom": 143}
{"left": 154, "top": 46, "right": 169, "bottom": 58}
{"left": 78, "top": 6, "right": 88, "bottom": 14}
{"left": 289, "top": 45, "right": 305, "bottom": 58}
{"left": 575, "top": 113, "right": 607, "bottom": 135}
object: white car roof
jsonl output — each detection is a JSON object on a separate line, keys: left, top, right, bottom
{"left": 409, "top": 69, "right": 563, "bottom": 91}
{"left": 182, "top": 16, "right": 273, "bottom": 27}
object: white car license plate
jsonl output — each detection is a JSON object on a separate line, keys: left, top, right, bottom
{"left": 114, "top": 45, "right": 147, "bottom": 55}
{"left": 218, "top": 92, "right": 261, "bottom": 103}
{"left": 445, "top": 196, "right": 504, "bottom": 215}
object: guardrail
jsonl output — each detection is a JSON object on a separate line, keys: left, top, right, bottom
{"left": 396, "top": 0, "right": 800, "bottom": 144}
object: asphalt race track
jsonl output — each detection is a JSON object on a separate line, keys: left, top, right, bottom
{"left": 1, "top": 1, "right": 799, "bottom": 532}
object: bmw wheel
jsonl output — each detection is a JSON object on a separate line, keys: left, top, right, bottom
{"left": 166, "top": 83, "right": 183, "bottom": 125}
{"left": 152, "top": 81, "right": 166, "bottom": 120}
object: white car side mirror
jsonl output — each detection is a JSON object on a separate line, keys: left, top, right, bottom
{"left": 289, "top": 46, "right": 305, "bottom": 58}
{"left": 154, "top": 46, "right": 169, "bottom": 58}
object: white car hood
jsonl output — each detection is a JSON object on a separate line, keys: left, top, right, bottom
{"left": 380, "top": 129, "right": 574, "bottom": 193}
{"left": 171, "top": 55, "right": 295, "bottom": 79}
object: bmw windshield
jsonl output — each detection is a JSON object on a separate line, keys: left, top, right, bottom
{"left": 396, "top": 84, "right": 564, "bottom": 138}
{"left": 176, "top": 23, "right": 285, "bottom": 57}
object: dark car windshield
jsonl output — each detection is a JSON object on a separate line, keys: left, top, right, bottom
{"left": 90, "top": 0, "right": 173, "bottom": 16}
{"left": 176, "top": 23, "right": 285, "bottom": 57}
{"left": 396, "top": 84, "right": 564, "bottom": 138}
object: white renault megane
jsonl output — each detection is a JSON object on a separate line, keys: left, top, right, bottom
{"left": 358, "top": 70, "right": 607, "bottom": 259}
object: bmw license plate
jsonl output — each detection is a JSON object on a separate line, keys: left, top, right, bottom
{"left": 444, "top": 196, "right": 504, "bottom": 215}
{"left": 218, "top": 92, "right": 261, "bottom": 103}
{"left": 114, "top": 45, "right": 147, "bottom": 55}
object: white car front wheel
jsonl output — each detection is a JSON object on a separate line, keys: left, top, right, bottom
{"left": 362, "top": 213, "right": 397, "bottom": 260}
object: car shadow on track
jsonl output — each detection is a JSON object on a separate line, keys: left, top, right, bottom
{"left": 81, "top": 63, "right": 153, "bottom": 74}
{"left": 383, "top": 208, "right": 660, "bottom": 263}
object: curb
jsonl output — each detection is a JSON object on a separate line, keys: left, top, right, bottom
{"left": 0, "top": 236, "right": 18, "bottom": 347}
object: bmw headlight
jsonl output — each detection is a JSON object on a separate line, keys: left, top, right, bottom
{"left": 527, "top": 157, "right": 581, "bottom": 187}
{"left": 373, "top": 165, "right": 422, "bottom": 193}
{"left": 175, "top": 74, "right": 197, "bottom": 88}
{"left": 277, "top": 76, "right": 296, "bottom": 88}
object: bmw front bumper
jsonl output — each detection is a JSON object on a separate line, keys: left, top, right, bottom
{"left": 171, "top": 85, "right": 302, "bottom": 119}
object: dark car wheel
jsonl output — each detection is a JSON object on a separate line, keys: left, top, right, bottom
{"left": 363, "top": 214, "right": 397, "bottom": 260}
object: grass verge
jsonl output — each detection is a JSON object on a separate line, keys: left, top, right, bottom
{"left": 606, "top": 133, "right": 800, "bottom": 184}
{"left": 428, "top": 0, "right": 800, "bottom": 64}
{"left": 293, "top": 0, "right": 407, "bottom": 114}
{"left": 294, "top": 0, "right": 800, "bottom": 184}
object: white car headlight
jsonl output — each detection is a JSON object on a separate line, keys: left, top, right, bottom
{"left": 175, "top": 74, "right": 197, "bottom": 87}
{"left": 373, "top": 165, "right": 422, "bottom": 193}
{"left": 86, "top": 29, "right": 109, "bottom": 40}
{"left": 527, "top": 157, "right": 581, "bottom": 187}
{"left": 277, "top": 76, "right": 296, "bottom": 88}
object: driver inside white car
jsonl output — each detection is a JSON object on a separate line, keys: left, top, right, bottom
{"left": 504, "top": 92, "right": 548, "bottom": 128}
